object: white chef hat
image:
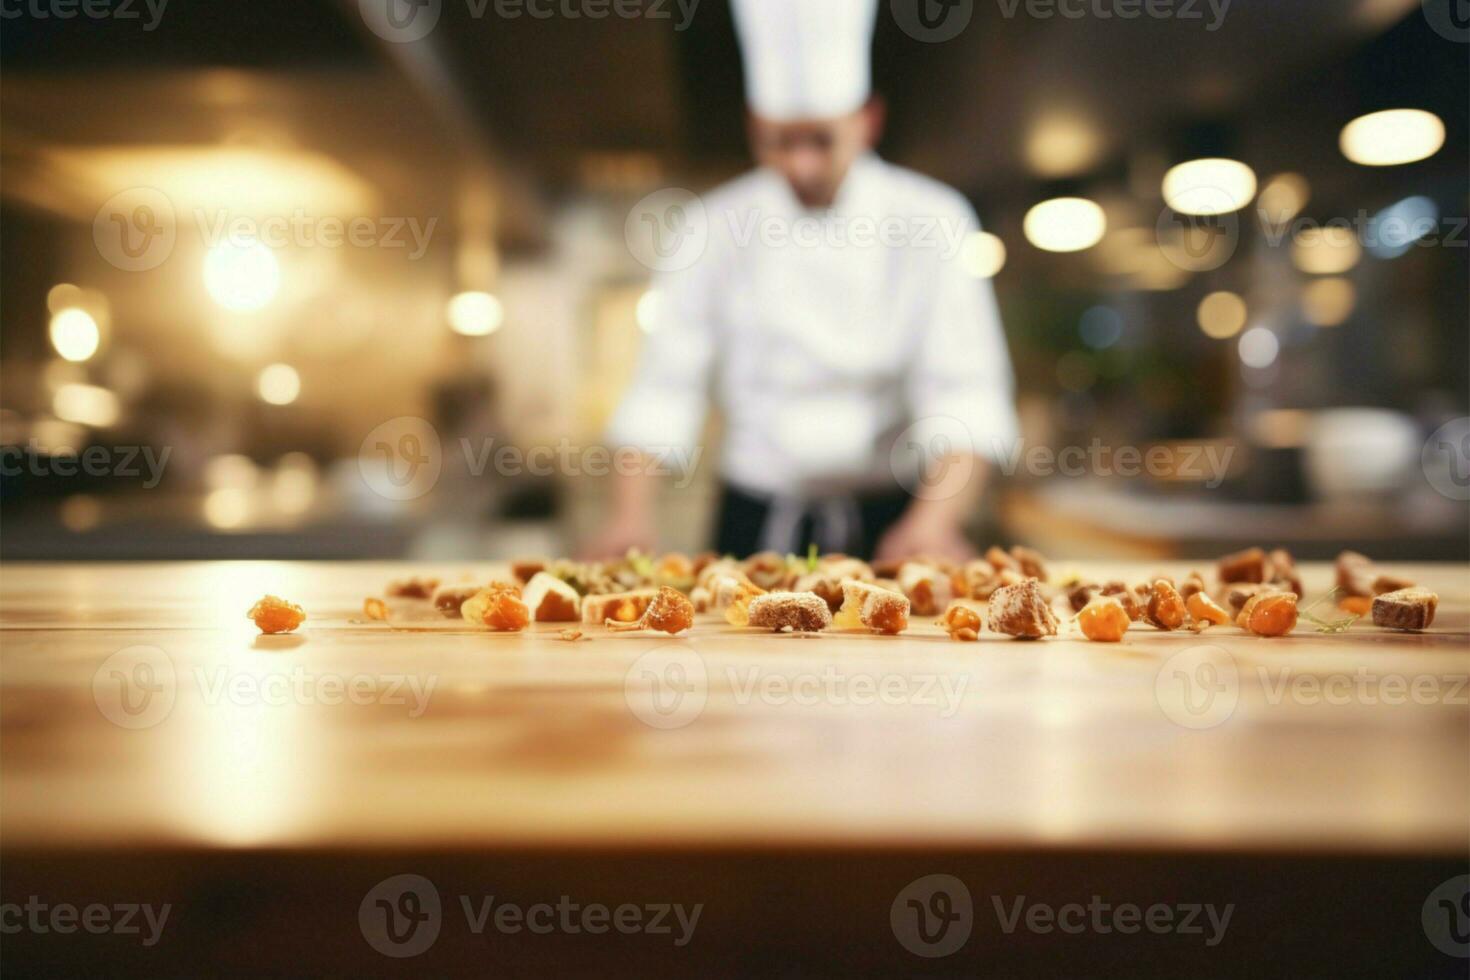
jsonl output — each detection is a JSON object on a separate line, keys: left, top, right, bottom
{"left": 731, "top": 0, "right": 878, "bottom": 121}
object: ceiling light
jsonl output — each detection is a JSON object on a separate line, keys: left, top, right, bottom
{"left": 1339, "top": 109, "right": 1444, "bottom": 166}
{"left": 1162, "top": 158, "right": 1257, "bottom": 215}
{"left": 1291, "top": 227, "right": 1361, "bottom": 274}
{"left": 959, "top": 231, "right": 1007, "bottom": 278}
{"left": 204, "top": 241, "right": 280, "bottom": 311}
{"left": 447, "top": 291, "right": 504, "bottom": 336}
{"left": 49, "top": 308, "right": 100, "bottom": 362}
{"left": 1300, "top": 278, "right": 1356, "bottom": 326}
{"left": 1197, "top": 291, "right": 1248, "bottom": 339}
{"left": 1023, "top": 197, "right": 1106, "bottom": 253}
{"left": 256, "top": 364, "right": 301, "bottom": 405}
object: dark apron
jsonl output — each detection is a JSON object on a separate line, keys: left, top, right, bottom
{"left": 713, "top": 483, "right": 911, "bottom": 560}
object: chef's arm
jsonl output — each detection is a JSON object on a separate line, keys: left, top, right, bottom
{"left": 876, "top": 454, "right": 989, "bottom": 562}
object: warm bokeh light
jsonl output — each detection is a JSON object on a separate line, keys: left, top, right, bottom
{"left": 1339, "top": 108, "right": 1445, "bottom": 166}
{"left": 1238, "top": 326, "right": 1279, "bottom": 369}
{"left": 49, "top": 308, "right": 101, "bottom": 362}
{"left": 1162, "top": 158, "right": 1257, "bottom": 215}
{"left": 52, "top": 383, "right": 120, "bottom": 427}
{"left": 203, "top": 487, "right": 250, "bottom": 529}
{"left": 46, "top": 283, "right": 85, "bottom": 315}
{"left": 1291, "top": 226, "right": 1362, "bottom": 274}
{"left": 1256, "top": 173, "right": 1310, "bottom": 226}
{"left": 270, "top": 452, "right": 318, "bottom": 515}
{"left": 59, "top": 494, "right": 103, "bottom": 532}
{"left": 256, "top": 363, "right": 301, "bottom": 405}
{"left": 959, "top": 231, "right": 1007, "bottom": 278}
{"left": 1300, "top": 277, "right": 1357, "bottom": 326}
{"left": 204, "top": 454, "right": 260, "bottom": 490}
{"left": 1024, "top": 113, "right": 1102, "bottom": 178}
{"left": 204, "top": 241, "right": 281, "bottom": 311}
{"left": 447, "top": 290, "right": 504, "bottom": 336}
{"left": 1197, "top": 291, "right": 1248, "bottom": 339}
{"left": 1023, "top": 197, "right": 1106, "bottom": 252}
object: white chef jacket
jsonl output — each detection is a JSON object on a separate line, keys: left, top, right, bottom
{"left": 609, "top": 153, "right": 1020, "bottom": 499}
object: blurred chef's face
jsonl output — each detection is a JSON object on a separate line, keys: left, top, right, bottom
{"left": 748, "top": 100, "right": 884, "bottom": 209}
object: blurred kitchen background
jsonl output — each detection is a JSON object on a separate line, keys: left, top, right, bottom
{"left": 2, "top": 0, "right": 1466, "bottom": 561}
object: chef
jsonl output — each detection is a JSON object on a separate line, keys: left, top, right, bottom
{"left": 590, "top": 0, "right": 1020, "bottom": 561}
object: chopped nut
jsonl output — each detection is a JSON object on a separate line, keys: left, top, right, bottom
{"left": 1217, "top": 547, "right": 1267, "bottom": 584}
{"left": 363, "top": 597, "right": 389, "bottom": 621}
{"left": 522, "top": 572, "right": 582, "bottom": 622}
{"left": 606, "top": 586, "right": 694, "bottom": 635}
{"left": 1009, "top": 545, "right": 1048, "bottom": 580}
{"left": 898, "top": 562, "right": 953, "bottom": 617}
{"left": 1100, "top": 581, "right": 1143, "bottom": 621}
{"left": 1186, "top": 591, "right": 1231, "bottom": 628}
{"left": 747, "top": 592, "right": 833, "bottom": 632}
{"left": 1179, "top": 572, "right": 1207, "bottom": 600}
{"left": 1371, "top": 588, "right": 1438, "bottom": 631}
{"left": 939, "top": 601, "right": 983, "bottom": 641}
{"left": 249, "top": 595, "right": 305, "bottom": 634}
{"left": 1371, "top": 573, "right": 1415, "bottom": 596}
{"left": 1225, "top": 582, "right": 1275, "bottom": 613}
{"left": 1266, "top": 549, "right": 1303, "bottom": 595}
{"left": 582, "top": 589, "right": 657, "bottom": 626}
{"left": 1335, "top": 550, "right": 1376, "bottom": 597}
{"left": 387, "top": 576, "right": 439, "bottom": 599}
{"left": 556, "top": 628, "right": 585, "bottom": 642}
{"left": 510, "top": 560, "right": 546, "bottom": 584}
{"left": 986, "top": 578, "right": 1058, "bottom": 639}
{"left": 985, "top": 546, "right": 1021, "bottom": 574}
{"left": 432, "top": 585, "right": 481, "bottom": 617}
{"left": 1077, "top": 595, "right": 1130, "bottom": 642}
{"left": 1067, "top": 582, "right": 1099, "bottom": 613}
{"left": 834, "top": 580, "right": 910, "bottom": 634}
{"left": 1240, "top": 592, "right": 1299, "bottom": 637}
{"left": 1144, "top": 580, "right": 1187, "bottom": 631}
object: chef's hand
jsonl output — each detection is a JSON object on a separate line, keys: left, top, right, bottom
{"left": 579, "top": 465, "right": 658, "bottom": 559}
{"left": 875, "top": 453, "right": 987, "bottom": 563}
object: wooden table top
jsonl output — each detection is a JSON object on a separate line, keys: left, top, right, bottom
{"left": 2, "top": 560, "right": 1467, "bottom": 856}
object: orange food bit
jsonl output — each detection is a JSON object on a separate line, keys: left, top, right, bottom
{"left": 249, "top": 595, "right": 306, "bottom": 634}
{"left": 481, "top": 590, "right": 531, "bottom": 632}
{"left": 1077, "top": 595, "right": 1130, "bottom": 642}
{"left": 1241, "top": 592, "right": 1298, "bottom": 637}
{"left": 1186, "top": 591, "right": 1231, "bottom": 628}
{"left": 363, "top": 597, "right": 389, "bottom": 621}
{"left": 939, "top": 602, "right": 983, "bottom": 641}
{"left": 1144, "top": 580, "right": 1187, "bottom": 631}
{"left": 607, "top": 586, "right": 694, "bottom": 635}
{"left": 1338, "top": 595, "right": 1373, "bottom": 616}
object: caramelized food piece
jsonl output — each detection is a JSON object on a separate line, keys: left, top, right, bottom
{"left": 1240, "top": 591, "right": 1299, "bottom": 637}
{"left": 793, "top": 572, "right": 846, "bottom": 613}
{"left": 510, "top": 559, "right": 546, "bottom": 584}
{"left": 1338, "top": 595, "right": 1373, "bottom": 616}
{"left": 249, "top": 595, "right": 306, "bottom": 634}
{"left": 1100, "top": 581, "right": 1143, "bottom": 621}
{"left": 1371, "top": 588, "right": 1438, "bottom": 631}
{"left": 462, "top": 583, "right": 530, "bottom": 632}
{"left": 747, "top": 592, "right": 833, "bottom": 632}
{"left": 870, "top": 558, "right": 905, "bottom": 580}
{"left": 582, "top": 589, "right": 657, "bottom": 625}
{"left": 1371, "top": 573, "right": 1415, "bottom": 596}
{"left": 1217, "top": 547, "right": 1266, "bottom": 584}
{"left": 1266, "top": 548, "right": 1303, "bottom": 595}
{"left": 1225, "top": 582, "right": 1275, "bottom": 613}
{"left": 834, "top": 580, "right": 910, "bottom": 634}
{"left": 1335, "top": 550, "right": 1376, "bottom": 597}
{"left": 986, "top": 578, "right": 1058, "bottom": 639}
{"left": 605, "top": 585, "right": 694, "bottom": 635}
{"left": 431, "top": 585, "right": 480, "bottom": 617}
{"left": 985, "top": 545, "right": 1021, "bottom": 574}
{"left": 557, "top": 628, "right": 585, "bottom": 642}
{"left": 1186, "top": 591, "right": 1231, "bottom": 628}
{"left": 363, "top": 597, "right": 389, "bottom": 621}
{"left": 691, "top": 551, "right": 719, "bottom": 575}
{"left": 1179, "top": 572, "right": 1207, "bottom": 600}
{"left": 387, "top": 576, "right": 440, "bottom": 599}
{"left": 1067, "top": 582, "right": 1099, "bottom": 613}
{"left": 938, "top": 602, "right": 983, "bottom": 641}
{"left": 1144, "top": 579, "right": 1187, "bottom": 631}
{"left": 1008, "top": 545, "right": 1047, "bottom": 581}
{"left": 743, "top": 551, "right": 792, "bottom": 590}
{"left": 1077, "top": 595, "right": 1130, "bottom": 642}
{"left": 723, "top": 581, "right": 770, "bottom": 627}
{"left": 898, "top": 562, "right": 953, "bottom": 617}
{"left": 522, "top": 572, "right": 582, "bottom": 622}
{"left": 654, "top": 552, "right": 696, "bottom": 589}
